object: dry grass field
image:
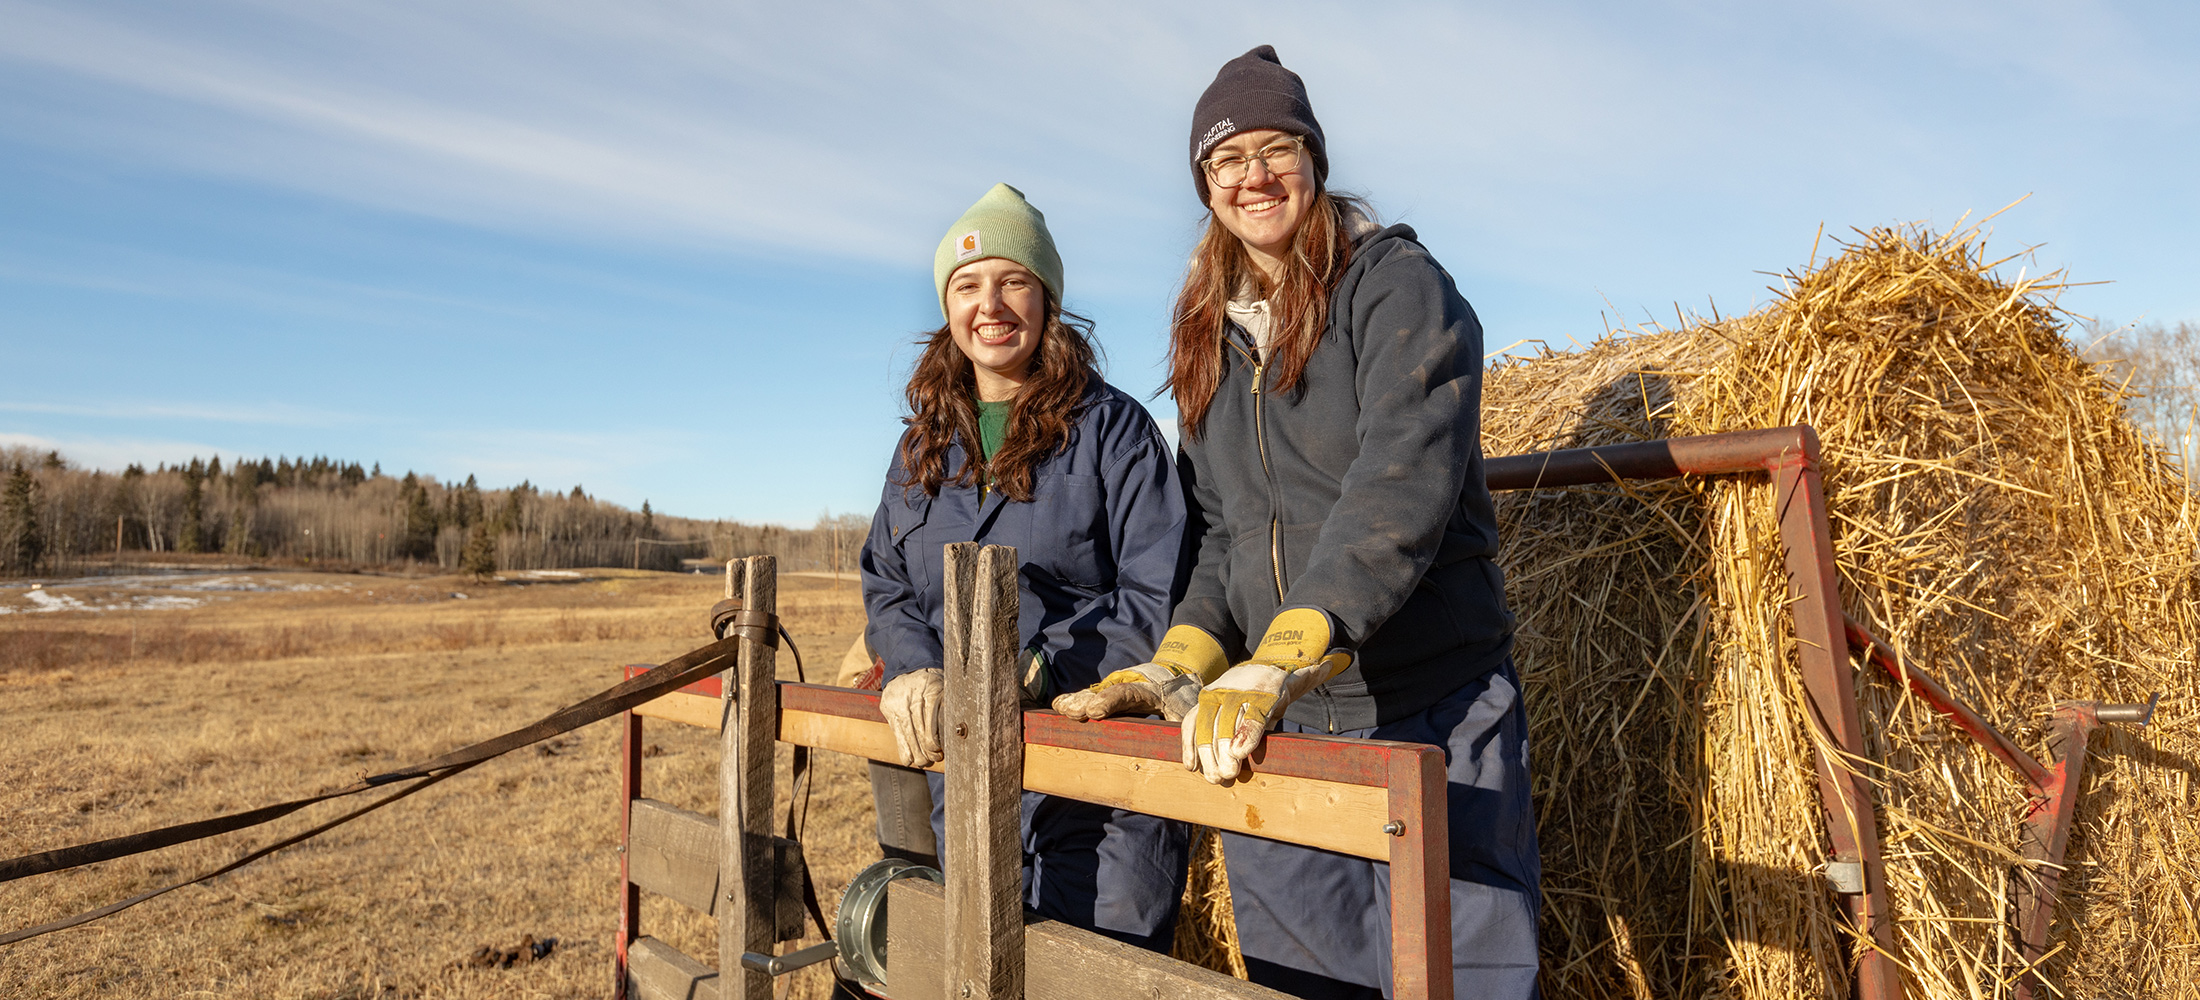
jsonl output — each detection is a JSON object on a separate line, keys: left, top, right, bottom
{"left": 0, "top": 566, "right": 875, "bottom": 999}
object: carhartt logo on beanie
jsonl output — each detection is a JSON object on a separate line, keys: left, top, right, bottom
{"left": 932, "top": 183, "right": 1065, "bottom": 319}
{"left": 1188, "top": 45, "right": 1328, "bottom": 203}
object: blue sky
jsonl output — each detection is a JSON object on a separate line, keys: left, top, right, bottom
{"left": 2, "top": 1, "right": 2195, "bottom": 523}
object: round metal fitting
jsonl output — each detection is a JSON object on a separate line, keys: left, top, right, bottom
{"left": 834, "top": 858, "right": 944, "bottom": 988}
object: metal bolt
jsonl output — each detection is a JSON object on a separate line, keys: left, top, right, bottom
{"left": 954, "top": 723, "right": 968, "bottom": 738}
{"left": 1383, "top": 820, "right": 1406, "bottom": 836}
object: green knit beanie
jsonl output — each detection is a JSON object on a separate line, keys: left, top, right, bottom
{"left": 932, "top": 183, "right": 1065, "bottom": 319}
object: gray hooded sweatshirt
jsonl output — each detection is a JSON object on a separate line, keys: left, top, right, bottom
{"left": 1173, "top": 220, "right": 1514, "bottom": 731}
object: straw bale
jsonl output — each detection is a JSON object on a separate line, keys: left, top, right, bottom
{"left": 1170, "top": 827, "right": 1250, "bottom": 978}
{"left": 1493, "top": 224, "right": 2198, "bottom": 999}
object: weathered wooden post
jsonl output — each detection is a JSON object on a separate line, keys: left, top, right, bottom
{"left": 942, "top": 542, "right": 1025, "bottom": 1000}
{"left": 721, "top": 555, "right": 778, "bottom": 1000}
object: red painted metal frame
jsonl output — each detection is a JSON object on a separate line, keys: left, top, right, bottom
{"left": 1488, "top": 425, "right": 1904, "bottom": 1000}
{"left": 616, "top": 669, "right": 1456, "bottom": 999}
{"left": 606, "top": 425, "right": 2156, "bottom": 1000}
{"left": 1846, "top": 622, "right": 2154, "bottom": 1000}
{"left": 2010, "top": 704, "right": 2094, "bottom": 999}
{"left": 1489, "top": 426, "right": 2157, "bottom": 1000}
{"left": 1844, "top": 622, "right": 2051, "bottom": 789}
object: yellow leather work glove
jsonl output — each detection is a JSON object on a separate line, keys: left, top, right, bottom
{"left": 1051, "top": 624, "right": 1227, "bottom": 723}
{"left": 1181, "top": 608, "right": 1352, "bottom": 783}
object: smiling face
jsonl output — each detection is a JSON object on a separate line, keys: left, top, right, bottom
{"left": 1203, "top": 129, "right": 1319, "bottom": 281}
{"left": 944, "top": 257, "right": 1047, "bottom": 401}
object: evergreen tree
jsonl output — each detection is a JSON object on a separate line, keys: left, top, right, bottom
{"left": 399, "top": 473, "right": 438, "bottom": 561}
{"left": 496, "top": 488, "right": 524, "bottom": 533}
{"left": 179, "top": 458, "right": 205, "bottom": 553}
{"left": 640, "top": 500, "right": 656, "bottom": 539}
{"left": 461, "top": 517, "right": 498, "bottom": 578}
{"left": 457, "top": 475, "right": 484, "bottom": 529}
{"left": 3, "top": 467, "right": 42, "bottom": 574}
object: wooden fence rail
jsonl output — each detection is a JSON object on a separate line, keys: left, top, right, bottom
{"left": 616, "top": 550, "right": 1454, "bottom": 1000}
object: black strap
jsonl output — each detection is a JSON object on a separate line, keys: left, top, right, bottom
{"left": 1, "top": 760, "right": 483, "bottom": 946}
{"left": 0, "top": 612, "right": 780, "bottom": 945}
{"left": 717, "top": 614, "right": 832, "bottom": 942}
{"left": 777, "top": 633, "right": 834, "bottom": 941}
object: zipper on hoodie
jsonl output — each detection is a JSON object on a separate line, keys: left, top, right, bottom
{"left": 1239, "top": 333, "right": 1326, "bottom": 729}
{"left": 1232, "top": 339, "right": 1288, "bottom": 604}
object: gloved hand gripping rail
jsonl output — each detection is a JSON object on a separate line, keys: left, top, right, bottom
{"left": 1182, "top": 607, "right": 1353, "bottom": 784}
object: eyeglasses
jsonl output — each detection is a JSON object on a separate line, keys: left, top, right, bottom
{"left": 1201, "top": 137, "right": 1306, "bottom": 189}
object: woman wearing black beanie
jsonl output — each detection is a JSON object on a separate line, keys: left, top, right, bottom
{"left": 1054, "top": 45, "right": 1542, "bottom": 998}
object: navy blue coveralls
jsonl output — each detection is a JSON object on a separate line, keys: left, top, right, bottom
{"left": 859, "top": 377, "right": 1191, "bottom": 951}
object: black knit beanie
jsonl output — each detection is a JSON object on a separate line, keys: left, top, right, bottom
{"left": 1188, "top": 45, "right": 1327, "bottom": 203}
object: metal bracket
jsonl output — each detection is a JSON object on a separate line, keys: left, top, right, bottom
{"left": 1824, "top": 860, "right": 1865, "bottom": 894}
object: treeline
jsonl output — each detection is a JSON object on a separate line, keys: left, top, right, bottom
{"left": 0, "top": 448, "right": 876, "bottom": 578}
{"left": 2089, "top": 319, "right": 2198, "bottom": 468}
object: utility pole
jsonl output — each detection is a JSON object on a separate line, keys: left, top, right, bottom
{"left": 115, "top": 515, "right": 123, "bottom": 560}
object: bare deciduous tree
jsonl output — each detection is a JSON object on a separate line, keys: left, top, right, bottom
{"left": 2086, "top": 319, "right": 2198, "bottom": 468}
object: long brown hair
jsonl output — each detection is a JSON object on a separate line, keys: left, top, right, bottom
{"left": 1166, "top": 189, "right": 1359, "bottom": 437}
{"left": 895, "top": 296, "right": 1098, "bottom": 503}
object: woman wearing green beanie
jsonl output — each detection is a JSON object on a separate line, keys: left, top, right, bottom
{"left": 858, "top": 183, "right": 1192, "bottom": 952}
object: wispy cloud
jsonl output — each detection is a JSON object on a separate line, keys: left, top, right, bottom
{"left": 0, "top": 399, "right": 357, "bottom": 425}
{"left": 9, "top": 0, "right": 2188, "bottom": 286}
{"left": 0, "top": 431, "right": 240, "bottom": 471}
{"left": 411, "top": 424, "right": 704, "bottom": 493}
{"left": 2, "top": 0, "right": 2195, "bottom": 521}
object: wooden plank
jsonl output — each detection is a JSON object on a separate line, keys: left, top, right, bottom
{"left": 721, "top": 556, "right": 778, "bottom": 1000}
{"left": 624, "top": 798, "right": 808, "bottom": 939}
{"left": 779, "top": 681, "right": 1429, "bottom": 787}
{"left": 1024, "top": 743, "right": 1389, "bottom": 860}
{"left": 1020, "top": 708, "right": 1420, "bottom": 788}
{"left": 619, "top": 706, "right": 643, "bottom": 980}
{"left": 944, "top": 542, "right": 1024, "bottom": 1000}
{"left": 886, "top": 877, "right": 1287, "bottom": 1000}
{"left": 778, "top": 707, "right": 1389, "bottom": 859}
{"left": 635, "top": 689, "right": 722, "bottom": 729}
{"left": 628, "top": 935, "right": 720, "bottom": 1000}
{"left": 629, "top": 798, "right": 720, "bottom": 916}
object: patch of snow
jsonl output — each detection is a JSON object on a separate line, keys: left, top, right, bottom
{"left": 25, "top": 590, "right": 84, "bottom": 611}
{"left": 0, "top": 588, "right": 209, "bottom": 615}
{"left": 135, "top": 596, "right": 209, "bottom": 610}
